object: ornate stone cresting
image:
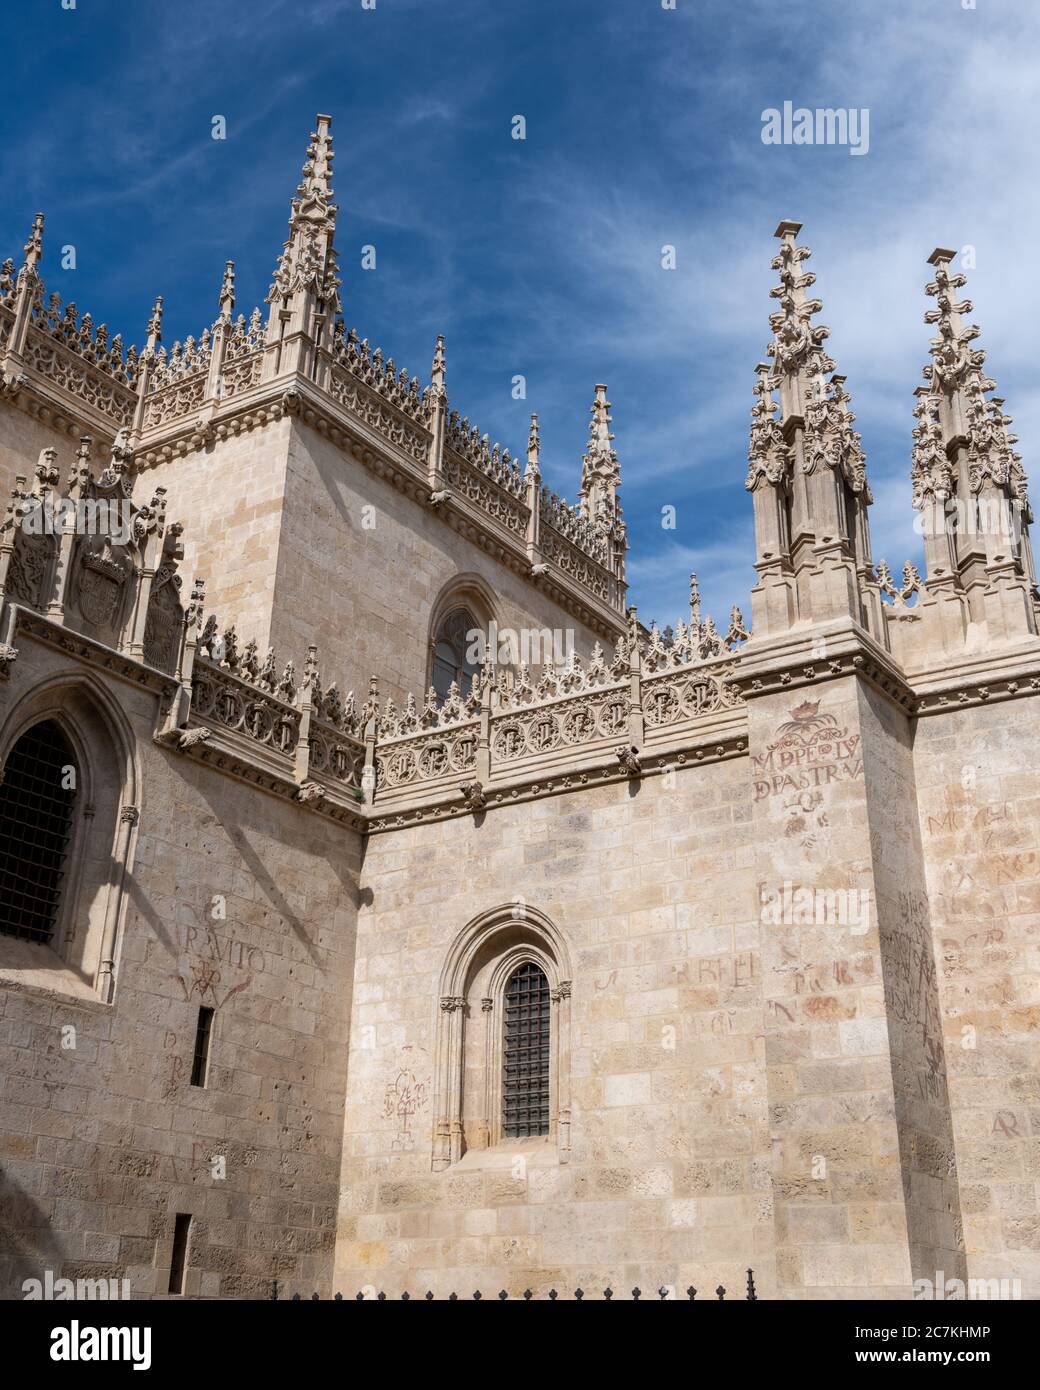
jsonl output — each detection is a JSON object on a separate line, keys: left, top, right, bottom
{"left": 370, "top": 606, "right": 745, "bottom": 808}
{"left": 140, "top": 261, "right": 266, "bottom": 430}
{"left": 748, "top": 221, "right": 884, "bottom": 644}
{"left": 909, "top": 248, "right": 1039, "bottom": 653}
{"left": 185, "top": 615, "right": 368, "bottom": 804}
{"left": 0, "top": 212, "right": 138, "bottom": 428}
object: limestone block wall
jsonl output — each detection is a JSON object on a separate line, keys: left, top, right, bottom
{"left": 335, "top": 759, "right": 769, "bottom": 1298}
{"left": 0, "top": 403, "right": 92, "bottom": 502}
{"left": 913, "top": 693, "right": 1040, "bottom": 1298}
{"left": 275, "top": 420, "right": 606, "bottom": 703}
{"left": 0, "top": 639, "right": 360, "bottom": 1299}
{"left": 748, "top": 676, "right": 914, "bottom": 1298}
{"left": 856, "top": 683, "right": 962, "bottom": 1284}
{"left": 131, "top": 420, "right": 294, "bottom": 656}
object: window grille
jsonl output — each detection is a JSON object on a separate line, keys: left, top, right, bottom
{"left": 0, "top": 721, "right": 77, "bottom": 944}
{"left": 503, "top": 962, "right": 550, "bottom": 1137}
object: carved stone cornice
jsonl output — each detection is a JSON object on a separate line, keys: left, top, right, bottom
{"left": 175, "top": 727, "right": 366, "bottom": 829}
{"left": 0, "top": 372, "right": 119, "bottom": 451}
{"left": 906, "top": 645, "right": 1040, "bottom": 717}
{"left": 729, "top": 621, "right": 916, "bottom": 714}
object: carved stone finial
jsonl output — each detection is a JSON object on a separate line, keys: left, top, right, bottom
{"left": 21, "top": 213, "right": 44, "bottom": 275}
{"left": 145, "top": 295, "right": 164, "bottom": 353}
{"left": 431, "top": 333, "right": 446, "bottom": 391}
{"left": 110, "top": 427, "right": 134, "bottom": 471}
{"left": 218, "top": 260, "right": 235, "bottom": 322}
{"left": 525, "top": 413, "right": 541, "bottom": 479}
{"left": 185, "top": 578, "right": 206, "bottom": 631}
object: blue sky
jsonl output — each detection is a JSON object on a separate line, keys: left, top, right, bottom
{"left": 4, "top": 0, "right": 1038, "bottom": 630}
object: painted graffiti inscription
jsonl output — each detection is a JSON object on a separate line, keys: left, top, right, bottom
{"left": 383, "top": 1069, "right": 429, "bottom": 1150}
{"left": 753, "top": 700, "right": 862, "bottom": 802}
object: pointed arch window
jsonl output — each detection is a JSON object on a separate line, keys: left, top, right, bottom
{"left": 0, "top": 720, "right": 78, "bottom": 944}
{"left": 431, "top": 606, "right": 480, "bottom": 701}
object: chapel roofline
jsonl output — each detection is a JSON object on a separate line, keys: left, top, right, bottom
{"left": 0, "top": 117, "right": 628, "bottom": 635}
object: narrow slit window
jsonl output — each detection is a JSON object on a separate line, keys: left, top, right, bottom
{"left": 502, "top": 962, "right": 551, "bottom": 1138}
{"left": 0, "top": 720, "right": 78, "bottom": 944}
{"left": 190, "top": 1006, "right": 214, "bottom": 1088}
{"left": 168, "top": 1213, "right": 192, "bottom": 1294}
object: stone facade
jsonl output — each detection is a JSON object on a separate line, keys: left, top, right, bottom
{"left": 0, "top": 119, "right": 1037, "bottom": 1301}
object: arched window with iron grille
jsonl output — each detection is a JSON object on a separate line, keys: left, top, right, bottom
{"left": 0, "top": 720, "right": 78, "bottom": 944}
{"left": 502, "top": 961, "right": 551, "bottom": 1138}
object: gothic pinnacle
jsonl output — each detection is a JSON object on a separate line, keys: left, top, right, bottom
{"left": 431, "top": 333, "right": 446, "bottom": 392}
{"left": 526, "top": 413, "right": 540, "bottom": 477}
{"left": 21, "top": 213, "right": 44, "bottom": 274}
{"left": 268, "top": 114, "right": 340, "bottom": 311}
{"left": 586, "top": 384, "right": 615, "bottom": 458}
{"left": 767, "top": 219, "right": 831, "bottom": 386}
{"left": 689, "top": 571, "right": 701, "bottom": 629}
{"left": 145, "top": 295, "right": 164, "bottom": 353}
{"left": 218, "top": 261, "right": 235, "bottom": 322}
{"left": 917, "top": 247, "right": 1027, "bottom": 506}
{"left": 580, "top": 383, "right": 621, "bottom": 524}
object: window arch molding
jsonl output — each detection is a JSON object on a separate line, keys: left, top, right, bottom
{"left": 433, "top": 903, "right": 572, "bottom": 1169}
{"left": 0, "top": 671, "right": 140, "bottom": 1000}
{"left": 426, "top": 573, "right": 500, "bottom": 699}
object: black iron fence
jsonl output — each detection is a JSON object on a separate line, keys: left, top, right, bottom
{"left": 272, "top": 1269, "right": 758, "bottom": 1301}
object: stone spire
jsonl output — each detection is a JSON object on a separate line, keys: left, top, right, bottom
{"left": 262, "top": 115, "right": 341, "bottom": 380}
{"left": 267, "top": 114, "right": 340, "bottom": 312}
{"left": 912, "top": 248, "right": 1038, "bottom": 646}
{"left": 579, "top": 384, "right": 622, "bottom": 530}
{"left": 747, "top": 221, "right": 882, "bottom": 641}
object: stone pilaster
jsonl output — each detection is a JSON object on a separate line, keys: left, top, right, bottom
{"left": 739, "top": 624, "right": 965, "bottom": 1297}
